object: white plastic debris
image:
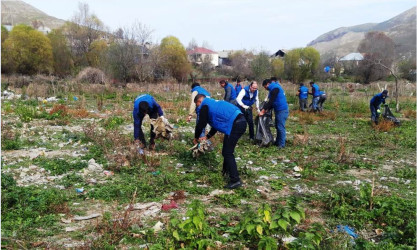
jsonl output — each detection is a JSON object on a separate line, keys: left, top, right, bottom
{"left": 74, "top": 213, "right": 101, "bottom": 221}
{"left": 152, "top": 221, "right": 164, "bottom": 232}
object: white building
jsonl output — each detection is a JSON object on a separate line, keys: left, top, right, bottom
{"left": 187, "top": 47, "right": 219, "bottom": 67}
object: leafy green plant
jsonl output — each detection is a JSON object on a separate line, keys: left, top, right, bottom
{"left": 33, "top": 157, "right": 88, "bottom": 175}
{"left": 290, "top": 223, "right": 326, "bottom": 249}
{"left": 169, "top": 200, "right": 216, "bottom": 248}
{"left": 15, "top": 104, "right": 37, "bottom": 122}
{"left": 103, "top": 116, "right": 125, "bottom": 130}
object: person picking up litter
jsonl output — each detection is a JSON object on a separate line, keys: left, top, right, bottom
{"left": 370, "top": 90, "right": 388, "bottom": 125}
{"left": 133, "top": 94, "right": 164, "bottom": 150}
{"left": 297, "top": 83, "right": 309, "bottom": 111}
{"left": 309, "top": 81, "right": 321, "bottom": 112}
{"left": 193, "top": 94, "right": 246, "bottom": 189}
{"left": 219, "top": 79, "right": 237, "bottom": 104}
{"left": 187, "top": 82, "right": 211, "bottom": 138}
{"left": 259, "top": 78, "right": 289, "bottom": 149}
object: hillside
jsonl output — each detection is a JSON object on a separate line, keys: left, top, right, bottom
{"left": 1, "top": 0, "right": 66, "bottom": 29}
{"left": 308, "top": 7, "right": 416, "bottom": 60}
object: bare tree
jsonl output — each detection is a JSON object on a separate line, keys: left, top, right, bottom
{"left": 358, "top": 32, "right": 395, "bottom": 83}
{"left": 187, "top": 38, "right": 198, "bottom": 50}
{"left": 200, "top": 54, "right": 213, "bottom": 78}
{"left": 65, "top": 2, "right": 105, "bottom": 66}
{"left": 229, "top": 50, "right": 254, "bottom": 79}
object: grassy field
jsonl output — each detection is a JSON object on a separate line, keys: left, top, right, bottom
{"left": 1, "top": 80, "right": 416, "bottom": 249}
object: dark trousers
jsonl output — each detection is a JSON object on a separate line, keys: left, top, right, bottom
{"left": 239, "top": 107, "right": 254, "bottom": 139}
{"left": 138, "top": 112, "right": 157, "bottom": 146}
{"left": 318, "top": 96, "right": 326, "bottom": 111}
{"left": 370, "top": 104, "right": 380, "bottom": 124}
{"left": 222, "top": 116, "right": 247, "bottom": 183}
{"left": 299, "top": 99, "right": 307, "bottom": 111}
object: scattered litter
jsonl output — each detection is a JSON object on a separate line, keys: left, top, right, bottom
{"left": 283, "top": 159, "right": 291, "bottom": 163}
{"left": 152, "top": 221, "right": 164, "bottom": 232}
{"left": 354, "top": 180, "right": 361, "bottom": 186}
{"left": 75, "top": 187, "right": 84, "bottom": 193}
{"left": 282, "top": 236, "right": 297, "bottom": 243}
{"left": 161, "top": 200, "right": 178, "bottom": 211}
{"left": 87, "top": 159, "right": 103, "bottom": 172}
{"left": 74, "top": 213, "right": 101, "bottom": 221}
{"left": 150, "top": 117, "right": 174, "bottom": 140}
{"left": 73, "top": 96, "right": 78, "bottom": 101}
{"left": 247, "top": 160, "right": 253, "bottom": 165}
{"left": 259, "top": 175, "right": 269, "bottom": 180}
{"left": 337, "top": 225, "right": 358, "bottom": 238}
{"left": 256, "top": 186, "right": 270, "bottom": 199}
{"left": 65, "top": 227, "right": 80, "bottom": 232}
{"left": 103, "top": 170, "right": 114, "bottom": 176}
{"left": 190, "top": 140, "right": 214, "bottom": 158}
{"left": 176, "top": 163, "right": 184, "bottom": 168}
{"left": 46, "top": 96, "right": 59, "bottom": 102}
{"left": 132, "top": 233, "right": 142, "bottom": 238}
{"left": 73, "top": 203, "right": 80, "bottom": 206}
{"left": 209, "top": 189, "right": 234, "bottom": 196}
{"left": 404, "top": 180, "right": 411, "bottom": 185}
{"left": 61, "top": 218, "right": 72, "bottom": 224}
{"left": 152, "top": 170, "right": 161, "bottom": 176}
{"left": 293, "top": 173, "right": 301, "bottom": 178}
{"left": 222, "top": 233, "right": 230, "bottom": 238}
{"left": 293, "top": 166, "right": 302, "bottom": 172}
{"left": 375, "top": 228, "right": 383, "bottom": 235}
{"left": 87, "top": 178, "right": 97, "bottom": 184}
{"left": 271, "top": 160, "right": 277, "bottom": 165}
{"left": 128, "top": 202, "right": 161, "bottom": 217}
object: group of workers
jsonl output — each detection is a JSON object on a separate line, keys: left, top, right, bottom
{"left": 133, "top": 79, "right": 389, "bottom": 189}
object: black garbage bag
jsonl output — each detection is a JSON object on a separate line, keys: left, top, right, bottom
{"left": 255, "top": 102, "right": 274, "bottom": 147}
{"left": 383, "top": 105, "right": 401, "bottom": 126}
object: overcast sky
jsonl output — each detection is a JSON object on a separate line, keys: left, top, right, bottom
{"left": 23, "top": 0, "right": 416, "bottom": 53}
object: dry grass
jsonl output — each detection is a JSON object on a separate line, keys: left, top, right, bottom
{"left": 49, "top": 104, "right": 69, "bottom": 117}
{"left": 403, "top": 109, "right": 416, "bottom": 119}
{"left": 68, "top": 108, "right": 90, "bottom": 118}
{"left": 374, "top": 120, "right": 396, "bottom": 132}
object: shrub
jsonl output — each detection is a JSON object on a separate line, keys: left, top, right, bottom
{"left": 76, "top": 67, "right": 107, "bottom": 84}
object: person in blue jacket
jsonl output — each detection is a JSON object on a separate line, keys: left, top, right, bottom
{"left": 370, "top": 90, "right": 388, "bottom": 124}
{"left": 219, "top": 79, "right": 237, "bottom": 104}
{"left": 133, "top": 94, "right": 164, "bottom": 150}
{"left": 309, "top": 81, "right": 321, "bottom": 112}
{"left": 235, "top": 78, "right": 243, "bottom": 94}
{"left": 318, "top": 91, "right": 327, "bottom": 111}
{"left": 193, "top": 94, "right": 246, "bottom": 189}
{"left": 236, "top": 81, "right": 260, "bottom": 140}
{"left": 297, "top": 83, "right": 309, "bottom": 111}
{"left": 259, "top": 78, "right": 289, "bottom": 148}
{"left": 187, "top": 82, "right": 211, "bottom": 137}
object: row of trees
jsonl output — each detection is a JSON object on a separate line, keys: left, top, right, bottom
{"left": 1, "top": 3, "right": 414, "bottom": 84}
{"left": 1, "top": 3, "right": 191, "bottom": 82}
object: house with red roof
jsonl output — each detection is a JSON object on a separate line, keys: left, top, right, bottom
{"left": 187, "top": 47, "right": 219, "bottom": 67}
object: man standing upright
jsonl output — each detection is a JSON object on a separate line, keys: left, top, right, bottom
{"left": 194, "top": 94, "right": 246, "bottom": 189}
{"left": 133, "top": 94, "right": 164, "bottom": 150}
{"left": 297, "top": 83, "right": 309, "bottom": 111}
{"left": 259, "top": 79, "right": 289, "bottom": 148}
{"left": 236, "top": 81, "right": 260, "bottom": 140}
{"left": 235, "top": 78, "right": 243, "bottom": 94}
{"left": 219, "top": 79, "right": 237, "bottom": 104}
{"left": 309, "top": 81, "right": 321, "bottom": 112}
{"left": 370, "top": 90, "right": 388, "bottom": 124}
